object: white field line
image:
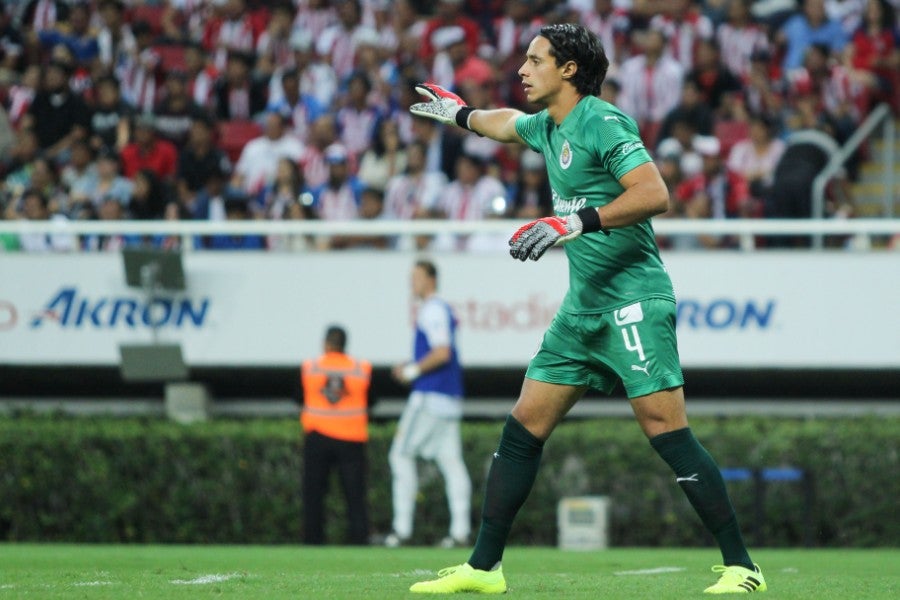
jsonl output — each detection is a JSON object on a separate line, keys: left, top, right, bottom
{"left": 614, "top": 566, "right": 686, "bottom": 576}
{"left": 401, "top": 570, "right": 436, "bottom": 578}
{"left": 73, "top": 581, "right": 113, "bottom": 587}
{"left": 171, "top": 573, "right": 241, "bottom": 585}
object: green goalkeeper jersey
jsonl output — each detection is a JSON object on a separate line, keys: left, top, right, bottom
{"left": 515, "top": 96, "right": 675, "bottom": 315}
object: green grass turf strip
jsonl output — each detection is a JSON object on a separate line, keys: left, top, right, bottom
{"left": 0, "top": 545, "right": 897, "bottom": 599}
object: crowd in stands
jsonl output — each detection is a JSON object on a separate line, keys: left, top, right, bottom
{"left": 0, "top": 0, "right": 898, "bottom": 252}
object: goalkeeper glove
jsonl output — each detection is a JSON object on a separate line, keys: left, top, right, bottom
{"left": 409, "top": 82, "right": 478, "bottom": 132}
{"left": 508, "top": 207, "right": 604, "bottom": 261}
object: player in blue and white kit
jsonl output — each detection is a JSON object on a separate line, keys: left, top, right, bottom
{"left": 386, "top": 260, "right": 472, "bottom": 548}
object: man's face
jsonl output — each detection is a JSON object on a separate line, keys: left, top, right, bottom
{"left": 410, "top": 266, "right": 433, "bottom": 299}
{"left": 23, "top": 195, "right": 47, "bottom": 220}
{"left": 44, "top": 66, "right": 67, "bottom": 93}
{"left": 264, "top": 113, "right": 284, "bottom": 139}
{"left": 518, "top": 36, "right": 565, "bottom": 105}
{"left": 99, "top": 199, "right": 123, "bottom": 220}
{"left": 189, "top": 121, "right": 212, "bottom": 145}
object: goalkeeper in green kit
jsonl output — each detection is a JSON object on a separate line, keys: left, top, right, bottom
{"left": 407, "top": 23, "right": 766, "bottom": 595}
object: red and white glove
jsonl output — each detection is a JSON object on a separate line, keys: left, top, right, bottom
{"left": 508, "top": 208, "right": 604, "bottom": 261}
{"left": 409, "top": 82, "right": 476, "bottom": 131}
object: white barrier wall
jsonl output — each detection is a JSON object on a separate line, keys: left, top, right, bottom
{"left": 1, "top": 251, "right": 898, "bottom": 368}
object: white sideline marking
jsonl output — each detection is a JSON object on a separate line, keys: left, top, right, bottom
{"left": 73, "top": 581, "right": 113, "bottom": 587}
{"left": 171, "top": 573, "right": 240, "bottom": 585}
{"left": 614, "top": 566, "right": 685, "bottom": 576}
{"left": 0, "top": 584, "right": 14, "bottom": 589}
{"left": 396, "top": 570, "right": 435, "bottom": 578}
{"left": 781, "top": 567, "right": 799, "bottom": 573}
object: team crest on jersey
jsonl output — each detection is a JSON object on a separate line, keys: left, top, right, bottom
{"left": 559, "top": 139, "right": 573, "bottom": 169}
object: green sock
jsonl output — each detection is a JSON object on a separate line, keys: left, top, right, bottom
{"left": 468, "top": 414, "right": 544, "bottom": 571}
{"left": 650, "top": 427, "right": 753, "bottom": 569}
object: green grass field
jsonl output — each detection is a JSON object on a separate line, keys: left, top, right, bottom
{"left": 0, "top": 545, "right": 896, "bottom": 599}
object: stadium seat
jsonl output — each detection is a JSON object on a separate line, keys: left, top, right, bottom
{"left": 217, "top": 119, "right": 262, "bottom": 163}
{"left": 154, "top": 45, "right": 188, "bottom": 73}
{"left": 714, "top": 119, "right": 750, "bottom": 158}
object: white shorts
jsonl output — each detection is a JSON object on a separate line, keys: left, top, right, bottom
{"left": 392, "top": 391, "right": 463, "bottom": 460}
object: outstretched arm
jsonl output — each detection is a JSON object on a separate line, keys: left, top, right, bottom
{"left": 409, "top": 82, "right": 525, "bottom": 144}
{"left": 509, "top": 162, "right": 670, "bottom": 262}
{"left": 467, "top": 108, "right": 525, "bottom": 144}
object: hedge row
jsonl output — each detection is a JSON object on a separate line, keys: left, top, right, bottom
{"left": 1, "top": 414, "right": 897, "bottom": 546}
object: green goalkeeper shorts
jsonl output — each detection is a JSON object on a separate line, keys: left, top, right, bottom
{"left": 526, "top": 298, "right": 684, "bottom": 399}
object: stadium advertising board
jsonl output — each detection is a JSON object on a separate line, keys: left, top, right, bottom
{"left": 1, "top": 252, "right": 897, "bottom": 368}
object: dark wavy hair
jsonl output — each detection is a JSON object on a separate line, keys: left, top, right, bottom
{"left": 538, "top": 23, "right": 609, "bottom": 97}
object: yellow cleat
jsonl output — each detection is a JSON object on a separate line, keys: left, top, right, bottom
{"left": 704, "top": 564, "right": 767, "bottom": 594}
{"left": 410, "top": 563, "right": 507, "bottom": 594}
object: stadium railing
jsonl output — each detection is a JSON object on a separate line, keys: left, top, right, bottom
{"left": 2, "top": 218, "right": 900, "bottom": 252}
{"left": 812, "top": 103, "right": 896, "bottom": 235}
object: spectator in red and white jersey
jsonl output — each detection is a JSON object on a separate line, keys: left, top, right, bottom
{"left": 210, "top": 50, "right": 267, "bottom": 121}
{"left": 96, "top": 0, "right": 135, "bottom": 71}
{"left": 288, "top": 29, "right": 338, "bottom": 109}
{"left": 429, "top": 26, "right": 494, "bottom": 92}
{"left": 616, "top": 29, "right": 684, "bottom": 148}
{"left": 116, "top": 20, "right": 159, "bottom": 114}
{"left": 4, "top": 64, "right": 39, "bottom": 129}
{"left": 232, "top": 111, "right": 305, "bottom": 195}
{"left": 434, "top": 151, "right": 507, "bottom": 251}
{"left": 579, "top": 0, "right": 632, "bottom": 69}
{"left": 336, "top": 71, "right": 382, "bottom": 160}
{"left": 389, "top": 0, "right": 428, "bottom": 67}
{"left": 18, "top": 0, "right": 68, "bottom": 34}
{"left": 383, "top": 140, "right": 446, "bottom": 221}
{"left": 292, "top": 0, "right": 337, "bottom": 43}
{"left": 166, "top": 0, "right": 211, "bottom": 44}
{"left": 491, "top": 0, "right": 544, "bottom": 67}
{"left": 299, "top": 113, "right": 339, "bottom": 189}
{"left": 256, "top": 2, "right": 296, "bottom": 74}
{"left": 203, "top": 0, "right": 258, "bottom": 71}
{"left": 183, "top": 42, "right": 218, "bottom": 109}
{"left": 649, "top": 0, "right": 714, "bottom": 70}
{"left": 743, "top": 49, "right": 787, "bottom": 116}
{"left": 438, "top": 152, "right": 506, "bottom": 222}
{"left": 348, "top": 26, "right": 396, "bottom": 108}
{"left": 419, "top": 0, "right": 481, "bottom": 64}
{"left": 716, "top": 0, "right": 770, "bottom": 82}
{"left": 785, "top": 43, "right": 867, "bottom": 128}
{"left": 316, "top": 0, "right": 369, "bottom": 81}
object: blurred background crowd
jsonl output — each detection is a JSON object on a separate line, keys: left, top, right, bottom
{"left": 0, "top": 0, "right": 898, "bottom": 252}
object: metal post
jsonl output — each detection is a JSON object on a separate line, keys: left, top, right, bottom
{"left": 884, "top": 118, "right": 896, "bottom": 218}
{"left": 140, "top": 261, "right": 161, "bottom": 344}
